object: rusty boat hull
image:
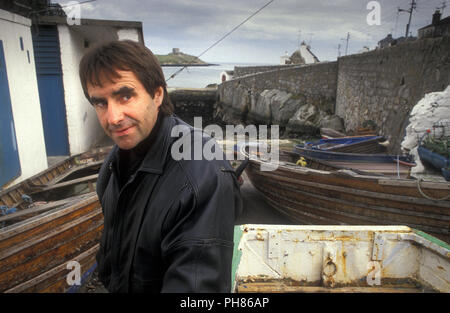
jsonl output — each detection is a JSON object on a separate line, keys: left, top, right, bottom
{"left": 233, "top": 225, "right": 450, "bottom": 293}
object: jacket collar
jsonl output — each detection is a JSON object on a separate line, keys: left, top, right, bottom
{"left": 138, "top": 114, "right": 175, "bottom": 174}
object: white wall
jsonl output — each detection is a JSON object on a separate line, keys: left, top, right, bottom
{"left": 117, "top": 28, "right": 140, "bottom": 42}
{"left": 57, "top": 25, "right": 141, "bottom": 155}
{"left": 57, "top": 24, "right": 104, "bottom": 155}
{"left": 300, "top": 44, "right": 317, "bottom": 64}
{"left": 0, "top": 9, "right": 48, "bottom": 185}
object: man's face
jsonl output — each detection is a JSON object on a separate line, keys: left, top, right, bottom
{"left": 87, "top": 70, "right": 163, "bottom": 150}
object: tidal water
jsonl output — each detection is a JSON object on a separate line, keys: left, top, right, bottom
{"left": 162, "top": 63, "right": 269, "bottom": 89}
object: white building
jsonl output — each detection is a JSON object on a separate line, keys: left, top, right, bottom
{"left": 281, "top": 43, "right": 320, "bottom": 65}
{"left": 280, "top": 51, "right": 290, "bottom": 65}
{"left": 299, "top": 42, "right": 319, "bottom": 64}
{"left": 220, "top": 70, "right": 234, "bottom": 83}
{"left": 0, "top": 9, "right": 48, "bottom": 188}
{"left": 0, "top": 7, "right": 143, "bottom": 189}
{"left": 36, "top": 16, "right": 143, "bottom": 157}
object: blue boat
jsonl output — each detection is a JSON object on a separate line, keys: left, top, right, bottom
{"left": 294, "top": 144, "right": 415, "bottom": 164}
{"left": 303, "top": 135, "right": 386, "bottom": 153}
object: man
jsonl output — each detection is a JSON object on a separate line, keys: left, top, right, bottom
{"left": 79, "top": 40, "right": 242, "bottom": 292}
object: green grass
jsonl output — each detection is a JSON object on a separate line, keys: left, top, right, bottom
{"left": 155, "top": 52, "right": 206, "bottom": 65}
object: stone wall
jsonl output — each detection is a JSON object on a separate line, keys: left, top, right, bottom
{"left": 218, "top": 62, "right": 338, "bottom": 129}
{"left": 233, "top": 65, "right": 296, "bottom": 77}
{"left": 169, "top": 88, "right": 218, "bottom": 127}
{"left": 336, "top": 37, "right": 450, "bottom": 153}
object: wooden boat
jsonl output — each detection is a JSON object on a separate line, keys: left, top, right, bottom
{"left": 303, "top": 135, "right": 386, "bottom": 153}
{"left": 238, "top": 143, "right": 450, "bottom": 243}
{"left": 320, "top": 127, "right": 377, "bottom": 140}
{"left": 295, "top": 144, "right": 412, "bottom": 163}
{"left": 0, "top": 193, "right": 102, "bottom": 293}
{"left": 282, "top": 150, "right": 412, "bottom": 178}
{"left": 0, "top": 146, "right": 111, "bottom": 293}
{"left": 0, "top": 146, "right": 111, "bottom": 219}
{"left": 232, "top": 224, "right": 450, "bottom": 293}
{"left": 320, "top": 128, "right": 347, "bottom": 139}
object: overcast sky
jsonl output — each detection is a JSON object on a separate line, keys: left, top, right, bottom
{"left": 55, "top": 0, "right": 448, "bottom": 64}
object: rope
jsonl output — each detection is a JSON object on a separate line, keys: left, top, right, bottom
{"left": 417, "top": 178, "right": 450, "bottom": 201}
{"left": 166, "top": 0, "right": 275, "bottom": 82}
{"left": 396, "top": 155, "right": 400, "bottom": 179}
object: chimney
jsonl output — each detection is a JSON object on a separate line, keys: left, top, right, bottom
{"left": 432, "top": 10, "right": 441, "bottom": 25}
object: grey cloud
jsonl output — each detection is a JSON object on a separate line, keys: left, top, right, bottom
{"left": 55, "top": 0, "right": 446, "bottom": 63}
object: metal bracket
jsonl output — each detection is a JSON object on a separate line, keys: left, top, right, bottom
{"left": 372, "top": 232, "right": 385, "bottom": 261}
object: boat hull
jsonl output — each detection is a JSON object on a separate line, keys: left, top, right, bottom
{"left": 0, "top": 146, "right": 111, "bottom": 293}
{"left": 233, "top": 224, "right": 450, "bottom": 292}
{"left": 0, "top": 193, "right": 102, "bottom": 293}
{"left": 245, "top": 159, "right": 450, "bottom": 243}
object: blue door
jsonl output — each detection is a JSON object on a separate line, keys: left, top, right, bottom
{"left": 32, "top": 25, "right": 70, "bottom": 156}
{"left": 0, "top": 41, "right": 21, "bottom": 188}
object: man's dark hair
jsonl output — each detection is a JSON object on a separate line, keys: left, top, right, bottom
{"left": 79, "top": 40, "right": 174, "bottom": 116}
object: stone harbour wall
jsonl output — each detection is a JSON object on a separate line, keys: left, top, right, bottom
{"left": 233, "top": 65, "right": 296, "bottom": 77}
{"left": 173, "top": 37, "right": 449, "bottom": 150}
{"left": 169, "top": 88, "right": 218, "bottom": 127}
{"left": 217, "top": 62, "right": 338, "bottom": 136}
{"left": 336, "top": 36, "right": 450, "bottom": 153}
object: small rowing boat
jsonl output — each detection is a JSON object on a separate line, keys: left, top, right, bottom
{"left": 233, "top": 224, "right": 450, "bottom": 292}
{"left": 238, "top": 143, "right": 450, "bottom": 243}
{"left": 0, "top": 146, "right": 111, "bottom": 293}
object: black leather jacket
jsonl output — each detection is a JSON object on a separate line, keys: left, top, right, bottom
{"left": 96, "top": 114, "right": 242, "bottom": 292}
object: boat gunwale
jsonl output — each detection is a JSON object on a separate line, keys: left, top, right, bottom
{"left": 247, "top": 154, "right": 450, "bottom": 191}
{"left": 0, "top": 192, "right": 99, "bottom": 240}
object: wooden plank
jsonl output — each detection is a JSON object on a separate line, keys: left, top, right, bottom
{"left": 29, "top": 174, "right": 98, "bottom": 194}
{"left": 48, "top": 160, "right": 103, "bottom": 186}
{"left": 0, "top": 195, "right": 86, "bottom": 224}
{"left": 379, "top": 178, "right": 450, "bottom": 190}
{"left": 0, "top": 193, "right": 98, "bottom": 243}
{"left": 249, "top": 164, "right": 450, "bottom": 209}
{"left": 4, "top": 244, "right": 99, "bottom": 293}
{"left": 40, "top": 254, "right": 97, "bottom": 293}
{"left": 0, "top": 208, "right": 102, "bottom": 265}
{"left": 237, "top": 282, "right": 425, "bottom": 293}
{"left": 253, "top": 159, "right": 450, "bottom": 200}
{"left": 0, "top": 221, "right": 103, "bottom": 291}
{"left": 257, "top": 180, "right": 449, "bottom": 235}
{"left": 248, "top": 170, "right": 450, "bottom": 242}
{"left": 258, "top": 177, "right": 450, "bottom": 225}
{"left": 0, "top": 203, "right": 100, "bottom": 253}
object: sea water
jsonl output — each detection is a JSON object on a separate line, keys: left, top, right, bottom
{"left": 162, "top": 63, "right": 268, "bottom": 89}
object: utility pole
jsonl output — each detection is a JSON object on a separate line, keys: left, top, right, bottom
{"left": 337, "top": 43, "right": 341, "bottom": 58}
{"left": 398, "top": 0, "right": 416, "bottom": 38}
{"left": 307, "top": 32, "right": 314, "bottom": 47}
{"left": 343, "top": 32, "right": 350, "bottom": 55}
{"left": 439, "top": 1, "right": 447, "bottom": 15}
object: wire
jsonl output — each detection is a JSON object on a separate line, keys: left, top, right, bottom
{"left": 166, "top": 0, "right": 275, "bottom": 82}
{"left": 30, "top": 0, "right": 97, "bottom": 15}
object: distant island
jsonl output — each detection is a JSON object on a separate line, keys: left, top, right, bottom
{"left": 155, "top": 48, "right": 217, "bottom": 66}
